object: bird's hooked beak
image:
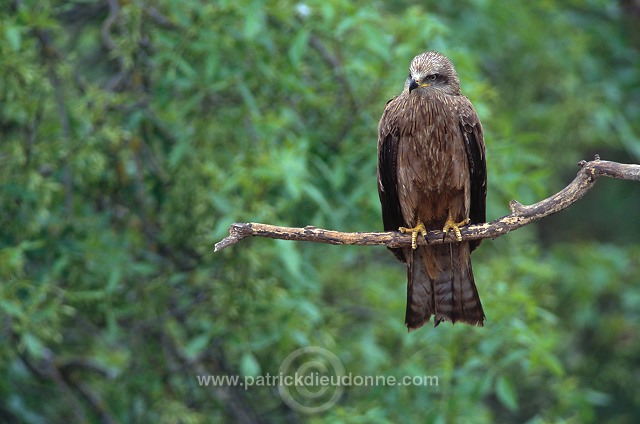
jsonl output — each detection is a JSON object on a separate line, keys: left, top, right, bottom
{"left": 409, "top": 78, "right": 430, "bottom": 93}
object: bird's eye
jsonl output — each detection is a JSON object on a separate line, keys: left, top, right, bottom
{"left": 427, "top": 74, "right": 438, "bottom": 81}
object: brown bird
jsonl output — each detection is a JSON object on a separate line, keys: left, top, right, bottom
{"left": 377, "top": 51, "right": 487, "bottom": 330}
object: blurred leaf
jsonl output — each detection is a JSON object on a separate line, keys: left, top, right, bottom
{"left": 496, "top": 376, "right": 518, "bottom": 412}
{"left": 184, "top": 335, "right": 210, "bottom": 360}
{"left": 4, "top": 25, "right": 21, "bottom": 51}
{"left": 288, "top": 29, "right": 310, "bottom": 66}
{"left": 240, "top": 351, "right": 261, "bottom": 377}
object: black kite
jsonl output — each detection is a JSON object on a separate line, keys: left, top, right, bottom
{"left": 377, "top": 51, "right": 487, "bottom": 330}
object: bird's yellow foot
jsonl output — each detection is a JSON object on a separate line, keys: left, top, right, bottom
{"left": 442, "top": 215, "right": 470, "bottom": 242}
{"left": 399, "top": 220, "right": 427, "bottom": 249}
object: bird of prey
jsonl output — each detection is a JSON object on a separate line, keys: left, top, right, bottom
{"left": 377, "top": 51, "right": 487, "bottom": 330}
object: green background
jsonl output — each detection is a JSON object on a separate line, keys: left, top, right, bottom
{"left": 1, "top": 0, "right": 639, "bottom": 422}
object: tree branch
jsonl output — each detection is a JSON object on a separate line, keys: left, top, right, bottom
{"left": 35, "top": 28, "right": 74, "bottom": 217}
{"left": 214, "top": 158, "right": 640, "bottom": 252}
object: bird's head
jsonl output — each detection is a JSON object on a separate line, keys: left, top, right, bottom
{"left": 405, "top": 51, "right": 461, "bottom": 96}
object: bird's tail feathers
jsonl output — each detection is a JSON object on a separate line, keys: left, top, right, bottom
{"left": 405, "top": 243, "right": 484, "bottom": 330}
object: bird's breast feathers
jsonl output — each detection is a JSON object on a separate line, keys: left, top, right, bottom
{"left": 388, "top": 92, "right": 469, "bottom": 177}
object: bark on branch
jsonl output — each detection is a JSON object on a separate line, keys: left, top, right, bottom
{"left": 214, "top": 158, "right": 640, "bottom": 252}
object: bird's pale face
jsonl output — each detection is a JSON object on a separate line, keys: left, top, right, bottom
{"left": 405, "top": 51, "right": 461, "bottom": 96}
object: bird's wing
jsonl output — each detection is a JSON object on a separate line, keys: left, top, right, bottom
{"left": 378, "top": 96, "right": 406, "bottom": 262}
{"left": 458, "top": 97, "right": 487, "bottom": 252}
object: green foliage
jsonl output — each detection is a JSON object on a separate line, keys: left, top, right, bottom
{"left": 1, "top": 0, "right": 639, "bottom": 423}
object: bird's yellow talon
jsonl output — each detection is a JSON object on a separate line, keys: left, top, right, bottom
{"left": 442, "top": 215, "right": 469, "bottom": 242}
{"left": 399, "top": 220, "right": 427, "bottom": 249}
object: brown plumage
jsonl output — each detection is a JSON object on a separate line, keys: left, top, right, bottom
{"left": 377, "top": 51, "right": 487, "bottom": 330}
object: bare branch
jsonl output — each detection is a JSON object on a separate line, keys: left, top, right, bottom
{"left": 214, "top": 158, "right": 640, "bottom": 252}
